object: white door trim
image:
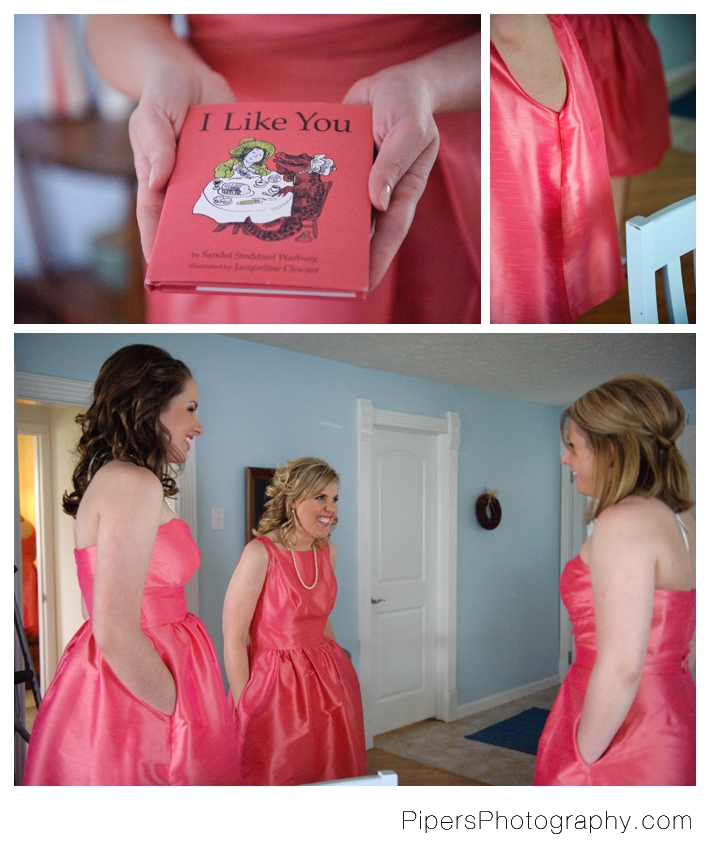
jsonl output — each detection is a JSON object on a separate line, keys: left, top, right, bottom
{"left": 357, "top": 400, "right": 459, "bottom": 745}
{"left": 14, "top": 371, "right": 200, "bottom": 613}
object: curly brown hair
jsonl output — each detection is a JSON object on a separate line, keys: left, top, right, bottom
{"left": 562, "top": 375, "right": 693, "bottom": 522}
{"left": 255, "top": 457, "right": 339, "bottom": 549}
{"left": 62, "top": 344, "right": 193, "bottom": 517}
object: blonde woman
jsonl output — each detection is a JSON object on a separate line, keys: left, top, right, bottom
{"left": 535, "top": 376, "right": 695, "bottom": 785}
{"left": 223, "top": 458, "right": 366, "bottom": 785}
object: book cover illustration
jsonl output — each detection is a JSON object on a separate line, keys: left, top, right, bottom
{"left": 145, "top": 103, "right": 373, "bottom": 298}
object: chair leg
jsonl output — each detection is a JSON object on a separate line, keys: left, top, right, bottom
{"left": 662, "top": 260, "right": 689, "bottom": 324}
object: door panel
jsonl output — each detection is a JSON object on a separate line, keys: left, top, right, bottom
{"left": 369, "top": 432, "right": 437, "bottom": 734}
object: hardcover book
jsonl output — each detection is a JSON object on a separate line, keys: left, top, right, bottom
{"left": 144, "top": 102, "right": 373, "bottom": 299}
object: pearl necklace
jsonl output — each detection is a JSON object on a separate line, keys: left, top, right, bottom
{"left": 164, "top": 497, "right": 177, "bottom": 515}
{"left": 288, "top": 542, "right": 319, "bottom": 590}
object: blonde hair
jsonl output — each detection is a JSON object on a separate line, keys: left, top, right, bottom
{"left": 562, "top": 375, "right": 693, "bottom": 521}
{"left": 255, "top": 457, "right": 339, "bottom": 548}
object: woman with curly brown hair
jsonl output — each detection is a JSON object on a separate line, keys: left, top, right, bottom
{"left": 535, "top": 376, "right": 695, "bottom": 785}
{"left": 23, "top": 344, "right": 239, "bottom": 785}
{"left": 223, "top": 457, "right": 366, "bottom": 784}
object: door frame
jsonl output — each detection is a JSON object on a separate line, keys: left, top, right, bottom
{"left": 357, "top": 400, "right": 459, "bottom": 745}
{"left": 14, "top": 371, "right": 200, "bottom": 614}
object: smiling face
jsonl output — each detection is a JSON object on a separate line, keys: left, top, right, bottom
{"left": 244, "top": 148, "right": 265, "bottom": 166}
{"left": 291, "top": 484, "right": 339, "bottom": 548}
{"left": 561, "top": 419, "right": 598, "bottom": 497}
{"left": 159, "top": 378, "right": 203, "bottom": 464}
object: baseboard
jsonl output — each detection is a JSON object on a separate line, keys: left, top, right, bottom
{"left": 456, "top": 675, "right": 560, "bottom": 721}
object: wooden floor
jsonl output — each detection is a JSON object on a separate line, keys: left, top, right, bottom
{"left": 575, "top": 147, "right": 696, "bottom": 324}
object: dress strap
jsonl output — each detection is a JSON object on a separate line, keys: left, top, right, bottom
{"left": 675, "top": 514, "right": 690, "bottom": 551}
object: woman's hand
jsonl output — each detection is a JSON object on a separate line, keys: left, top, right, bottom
{"left": 343, "top": 32, "right": 479, "bottom": 290}
{"left": 84, "top": 15, "right": 235, "bottom": 262}
{"left": 129, "top": 66, "right": 235, "bottom": 261}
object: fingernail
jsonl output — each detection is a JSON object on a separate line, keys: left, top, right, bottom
{"left": 148, "top": 164, "right": 158, "bottom": 189}
{"left": 379, "top": 184, "right": 391, "bottom": 212}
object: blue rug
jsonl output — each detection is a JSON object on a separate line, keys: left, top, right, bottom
{"left": 465, "top": 707, "right": 549, "bottom": 755}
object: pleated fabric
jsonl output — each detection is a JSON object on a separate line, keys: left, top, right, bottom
{"left": 232, "top": 536, "right": 366, "bottom": 785}
{"left": 145, "top": 14, "right": 480, "bottom": 324}
{"left": 23, "top": 519, "right": 239, "bottom": 786}
{"left": 491, "top": 14, "right": 623, "bottom": 323}
{"left": 535, "top": 554, "right": 696, "bottom": 786}
{"left": 566, "top": 15, "right": 671, "bottom": 177}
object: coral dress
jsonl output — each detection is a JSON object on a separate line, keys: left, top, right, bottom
{"left": 566, "top": 15, "right": 671, "bottom": 177}
{"left": 146, "top": 14, "right": 480, "bottom": 324}
{"left": 233, "top": 536, "right": 366, "bottom": 785}
{"left": 491, "top": 14, "right": 624, "bottom": 323}
{"left": 21, "top": 526, "right": 39, "bottom": 636}
{"left": 23, "top": 519, "right": 239, "bottom": 786}
{"left": 535, "top": 554, "right": 696, "bottom": 785}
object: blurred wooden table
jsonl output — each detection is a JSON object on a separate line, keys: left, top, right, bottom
{"left": 15, "top": 112, "right": 144, "bottom": 324}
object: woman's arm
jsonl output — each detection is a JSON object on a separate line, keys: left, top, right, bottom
{"left": 85, "top": 15, "right": 235, "bottom": 261}
{"left": 490, "top": 15, "right": 567, "bottom": 112}
{"left": 90, "top": 464, "right": 177, "bottom": 715}
{"left": 576, "top": 502, "right": 656, "bottom": 764}
{"left": 343, "top": 29, "right": 480, "bottom": 289}
{"left": 222, "top": 540, "right": 269, "bottom": 707}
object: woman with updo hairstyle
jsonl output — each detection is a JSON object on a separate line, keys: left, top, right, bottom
{"left": 535, "top": 376, "right": 695, "bottom": 785}
{"left": 223, "top": 457, "right": 366, "bottom": 784}
{"left": 23, "top": 344, "right": 239, "bottom": 785}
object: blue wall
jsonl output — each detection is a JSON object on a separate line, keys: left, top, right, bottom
{"left": 15, "top": 334, "right": 695, "bottom": 708}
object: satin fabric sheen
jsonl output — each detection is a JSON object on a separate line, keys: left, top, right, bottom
{"left": 535, "top": 554, "right": 696, "bottom": 785}
{"left": 491, "top": 15, "right": 623, "bottom": 323}
{"left": 145, "top": 14, "right": 480, "bottom": 324}
{"left": 23, "top": 519, "right": 239, "bottom": 785}
{"left": 232, "top": 536, "right": 366, "bottom": 785}
{"left": 566, "top": 15, "right": 670, "bottom": 177}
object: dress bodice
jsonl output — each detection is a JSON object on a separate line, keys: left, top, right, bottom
{"left": 187, "top": 15, "right": 476, "bottom": 102}
{"left": 75, "top": 518, "right": 200, "bottom": 628}
{"left": 561, "top": 554, "right": 696, "bottom": 671}
{"left": 248, "top": 536, "right": 337, "bottom": 650}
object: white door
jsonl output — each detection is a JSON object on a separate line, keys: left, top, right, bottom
{"left": 369, "top": 428, "right": 438, "bottom": 734}
{"left": 358, "top": 401, "right": 459, "bottom": 744}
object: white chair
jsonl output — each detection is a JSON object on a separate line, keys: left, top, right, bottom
{"left": 626, "top": 195, "right": 695, "bottom": 323}
{"left": 306, "top": 770, "right": 398, "bottom": 786}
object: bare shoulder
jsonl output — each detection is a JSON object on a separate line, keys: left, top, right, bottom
{"left": 327, "top": 540, "right": 337, "bottom": 565}
{"left": 93, "top": 460, "right": 163, "bottom": 496}
{"left": 236, "top": 537, "right": 270, "bottom": 571}
{"left": 594, "top": 496, "right": 660, "bottom": 537}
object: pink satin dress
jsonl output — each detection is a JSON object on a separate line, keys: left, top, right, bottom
{"left": 232, "top": 536, "right": 366, "bottom": 785}
{"left": 491, "top": 14, "right": 624, "bottom": 323}
{"left": 534, "top": 554, "right": 696, "bottom": 785}
{"left": 23, "top": 519, "right": 239, "bottom": 786}
{"left": 146, "top": 14, "right": 480, "bottom": 324}
{"left": 566, "top": 15, "right": 671, "bottom": 177}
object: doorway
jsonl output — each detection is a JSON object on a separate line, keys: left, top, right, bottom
{"left": 357, "top": 400, "right": 459, "bottom": 746}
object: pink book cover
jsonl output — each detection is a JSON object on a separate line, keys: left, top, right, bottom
{"left": 145, "top": 103, "right": 373, "bottom": 298}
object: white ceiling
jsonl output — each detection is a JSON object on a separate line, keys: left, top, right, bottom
{"left": 225, "top": 332, "right": 695, "bottom": 406}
